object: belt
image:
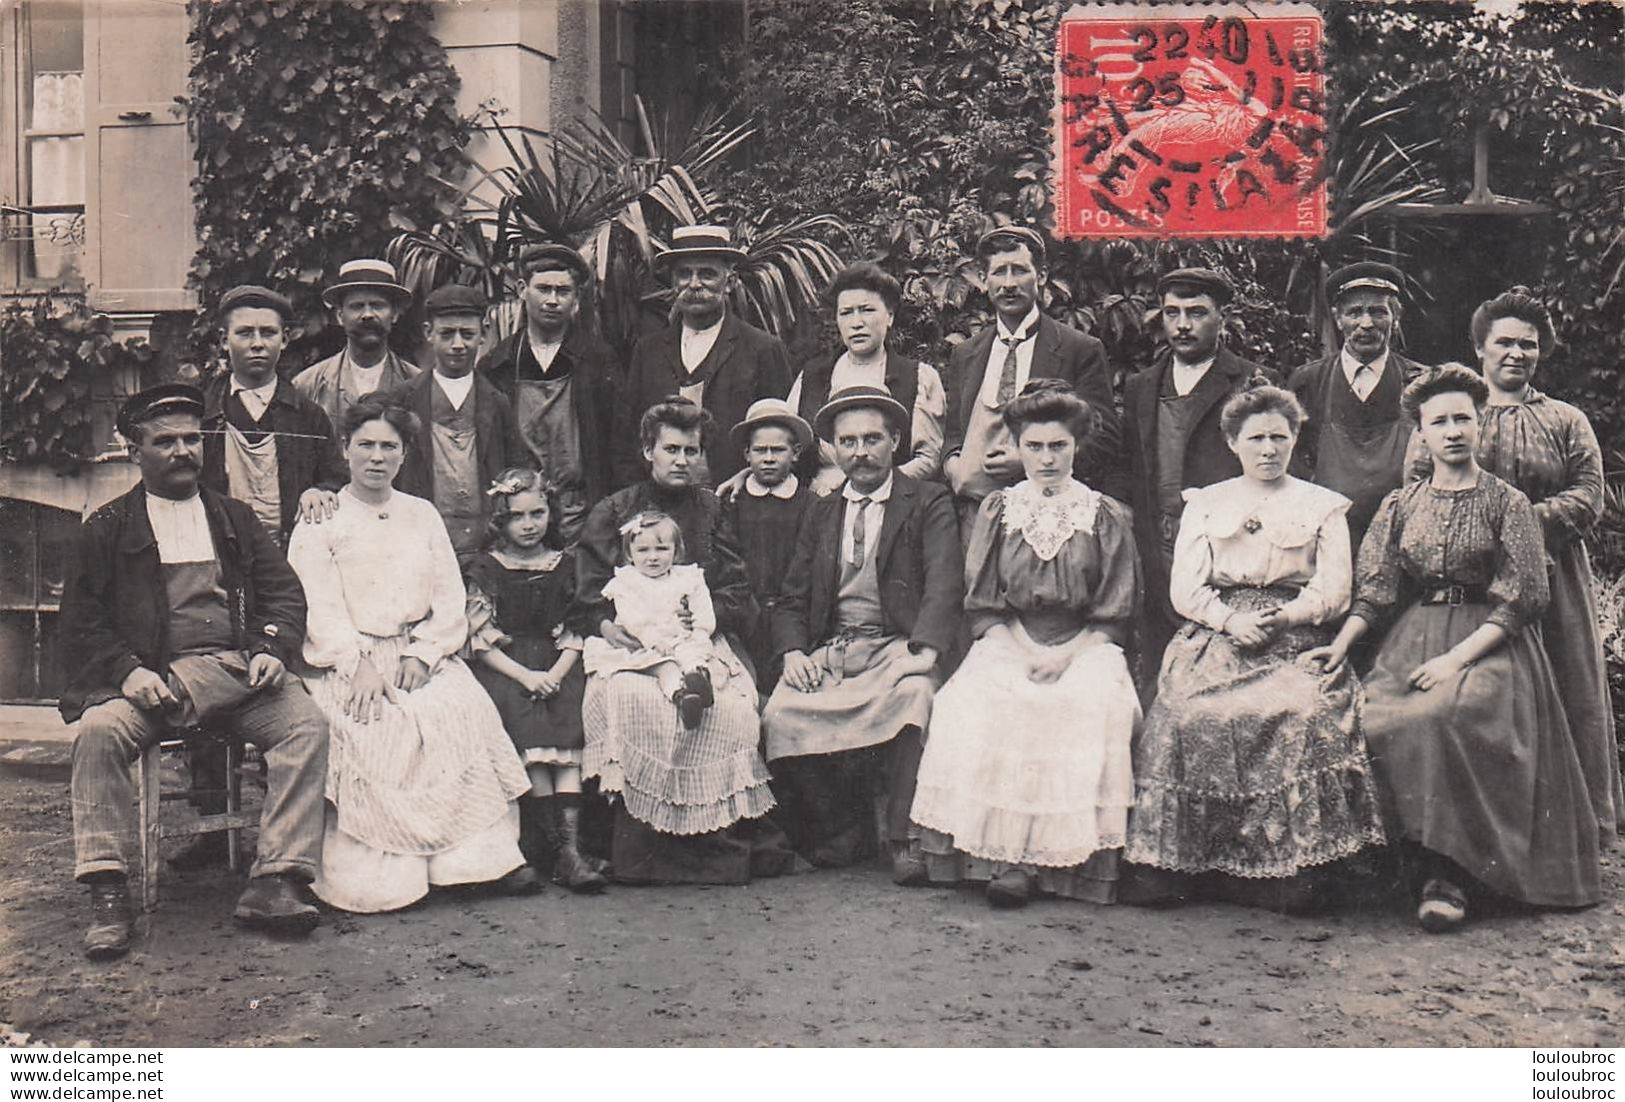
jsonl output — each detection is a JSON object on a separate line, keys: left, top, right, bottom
{"left": 823, "top": 624, "right": 888, "bottom": 683}
{"left": 1419, "top": 584, "right": 1487, "bottom": 606}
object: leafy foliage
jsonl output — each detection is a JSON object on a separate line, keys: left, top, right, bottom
{"left": 386, "top": 104, "right": 847, "bottom": 361}
{"left": 1, "top": 299, "right": 152, "bottom": 468}
{"left": 184, "top": 0, "right": 470, "bottom": 370}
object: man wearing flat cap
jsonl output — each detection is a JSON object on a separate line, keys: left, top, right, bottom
{"left": 614, "top": 225, "right": 793, "bottom": 490}
{"left": 61, "top": 385, "right": 329, "bottom": 960}
{"left": 762, "top": 386, "right": 963, "bottom": 883}
{"left": 944, "top": 226, "right": 1121, "bottom": 543}
{"left": 476, "top": 243, "right": 620, "bottom": 547}
{"left": 293, "top": 258, "right": 420, "bottom": 428}
{"left": 383, "top": 284, "right": 528, "bottom": 556}
{"left": 720, "top": 397, "right": 816, "bottom": 686}
{"left": 1288, "top": 261, "right": 1429, "bottom": 544}
{"left": 1123, "top": 267, "right": 1275, "bottom": 683}
{"left": 200, "top": 285, "right": 349, "bottom": 546}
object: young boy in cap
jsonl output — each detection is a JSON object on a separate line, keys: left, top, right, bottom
{"left": 381, "top": 284, "right": 528, "bottom": 557}
{"left": 720, "top": 398, "right": 815, "bottom": 688}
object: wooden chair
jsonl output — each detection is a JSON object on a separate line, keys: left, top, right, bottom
{"left": 136, "top": 732, "right": 263, "bottom": 912}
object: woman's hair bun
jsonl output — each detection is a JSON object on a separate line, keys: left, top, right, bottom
{"left": 1505, "top": 284, "right": 1536, "bottom": 297}
{"left": 1244, "top": 368, "right": 1275, "bottom": 391}
{"left": 1018, "top": 377, "right": 1072, "bottom": 398}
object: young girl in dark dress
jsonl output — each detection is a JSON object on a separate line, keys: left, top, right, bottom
{"left": 466, "top": 468, "right": 607, "bottom": 893}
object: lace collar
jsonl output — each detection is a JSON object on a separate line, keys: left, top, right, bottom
{"left": 1000, "top": 479, "right": 1099, "bottom": 561}
{"left": 490, "top": 547, "right": 564, "bottom": 572}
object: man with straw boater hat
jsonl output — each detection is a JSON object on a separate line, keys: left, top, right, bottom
{"left": 614, "top": 225, "right": 793, "bottom": 489}
{"left": 293, "top": 257, "right": 420, "bottom": 428}
{"left": 1287, "top": 261, "right": 1430, "bottom": 546}
{"left": 476, "top": 243, "right": 620, "bottom": 547}
{"left": 762, "top": 385, "right": 963, "bottom": 884}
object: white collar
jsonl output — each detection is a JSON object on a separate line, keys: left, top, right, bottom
{"left": 145, "top": 492, "right": 213, "bottom": 564}
{"left": 995, "top": 307, "right": 1041, "bottom": 343}
{"left": 745, "top": 473, "right": 800, "bottom": 499}
{"left": 682, "top": 315, "right": 725, "bottom": 340}
{"left": 1340, "top": 347, "right": 1390, "bottom": 378}
{"left": 229, "top": 375, "right": 278, "bottom": 399}
{"left": 434, "top": 370, "right": 475, "bottom": 409}
{"left": 842, "top": 472, "right": 894, "bottom": 505}
{"left": 1171, "top": 353, "right": 1216, "bottom": 375}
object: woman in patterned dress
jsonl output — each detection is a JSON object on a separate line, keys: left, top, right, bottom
{"left": 1124, "top": 384, "right": 1386, "bottom": 912}
{"left": 1306, "top": 365, "right": 1602, "bottom": 931}
{"left": 909, "top": 381, "right": 1141, "bottom": 907}
{"left": 288, "top": 401, "right": 541, "bottom": 913}
{"left": 1406, "top": 289, "right": 1624, "bottom": 844}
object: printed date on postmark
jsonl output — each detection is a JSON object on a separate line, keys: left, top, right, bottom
{"left": 1053, "top": 2, "right": 1328, "bottom": 239}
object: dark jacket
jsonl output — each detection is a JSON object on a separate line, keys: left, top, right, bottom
{"left": 58, "top": 485, "right": 308, "bottom": 723}
{"left": 943, "top": 313, "right": 1124, "bottom": 500}
{"left": 1286, "top": 350, "right": 1429, "bottom": 480}
{"left": 200, "top": 376, "right": 348, "bottom": 540}
{"left": 380, "top": 370, "right": 529, "bottom": 526}
{"left": 476, "top": 324, "right": 621, "bottom": 507}
{"left": 772, "top": 473, "right": 964, "bottom": 661}
{"left": 614, "top": 312, "right": 793, "bottom": 488}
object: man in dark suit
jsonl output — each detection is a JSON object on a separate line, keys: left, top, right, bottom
{"left": 614, "top": 225, "right": 792, "bottom": 489}
{"left": 1288, "top": 261, "right": 1429, "bottom": 547}
{"left": 762, "top": 386, "right": 964, "bottom": 884}
{"left": 943, "top": 226, "right": 1121, "bottom": 540}
{"left": 382, "top": 284, "right": 528, "bottom": 557}
{"left": 1124, "top": 268, "right": 1274, "bottom": 684}
{"left": 476, "top": 244, "right": 620, "bottom": 547}
{"left": 63, "top": 385, "right": 329, "bottom": 960}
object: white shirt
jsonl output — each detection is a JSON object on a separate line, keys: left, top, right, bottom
{"left": 527, "top": 332, "right": 563, "bottom": 373}
{"left": 345, "top": 354, "right": 386, "bottom": 397}
{"left": 977, "top": 306, "right": 1042, "bottom": 408}
{"left": 433, "top": 370, "right": 475, "bottom": 411}
{"left": 840, "top": 472, "right": 893, "bottom": 567}
{"left": 1170, "top": 354, "right": 1216, "bottom": 397}
{"left": 145, "top": 493, "right": 214, "bottom": 564}
{"left": 680, "top": 317, "right": 725, "bottom": 372}
{"left": 1340, "top": 347, "right": 1390, "bottom": 402}
{"left": 745, "top": 473, "right": 800, "bottom": 499}
{"left": 229, "top": 376, "right": 279, "bottom": 421}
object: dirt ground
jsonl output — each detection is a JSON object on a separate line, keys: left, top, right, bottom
{"left": 1, "top": 768, "right": 1621, "bottom": 1049}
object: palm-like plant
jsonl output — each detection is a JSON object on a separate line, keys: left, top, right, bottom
{"left": 387, "top": 99, "right": 846, "bottom": 357}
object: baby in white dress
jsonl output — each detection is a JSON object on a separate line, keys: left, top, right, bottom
{"left": 582, "top": 511, "right": 728, "bottom": 728}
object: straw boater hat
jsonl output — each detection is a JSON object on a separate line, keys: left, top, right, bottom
{"left": 813, "top": 384, "right": 912, "bottom": 456}
{"left": 1326, "top": 261, "right": 1405, "bottom": 304}
{"left": 1156, "top": 267, "right": 1234, "bottom": 307}
{"left": 116, "top": 383, "right": 205, "bottom": 440}
{"left": 729, "top": 397, "right": 814, "bottom": 454}
{"left": 321, "top": 258, "right": 413, "bottom": 308}
{"left": 655, "top": 225, "right": 748, "bottom": 270}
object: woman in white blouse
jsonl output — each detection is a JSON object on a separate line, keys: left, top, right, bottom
{"left": 1124, "top": 383, "right": 1386, "bottom": 912}
{"left": 288, "top": 401, "right": 541, "bottom": 913}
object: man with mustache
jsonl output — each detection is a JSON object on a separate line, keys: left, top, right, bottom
{"left": 1122, "top": 268, "right": 1273, "bottom": 685}
{"left": 1288, "top": 261, "right": 1429, "bottom": 546}
{"left": 293, "top": 258, "right": 419, "bottom": 428}
{"left": 475, "top": 244, "right": 619, "bottom": 547}
{"left": 383, "top": 284, "right": 528, "bottom": 557}
{"left": 62, "top": 385, "right": 329, "bottom": 959}
{"left": 613, "top": 225, "right": 792, "bottom": 490}
{"left": 762, "top": 386, "right": 964, "bottom": 883}
{"left": 943, "top": 226, "right": 1121, "bottom": 543}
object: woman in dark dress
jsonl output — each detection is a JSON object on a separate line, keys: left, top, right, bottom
{"left": 1306, "top": 365, "right": 1602, "bottom": 932}
{"left": 465, "top": 467, "right": 604, "bottom": 893}
{"left": 574, "top": 398, "right": 792, "bottom": 884}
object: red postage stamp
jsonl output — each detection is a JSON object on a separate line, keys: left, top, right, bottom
{"left": 1053, "top": 2, "right": 1328, "bottom": 239}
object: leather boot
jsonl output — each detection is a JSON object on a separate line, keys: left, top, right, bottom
{"left": 552, "top": 797, "right": 608, "bottom": 894}
{"left": 84, "top": 874, "right": 133, "bottom": 961}
{"left": 517, "top": 796, "right": 555, "bottom": 870}
{"left": 234, "top": 874, "right": 319, "bottom": 934}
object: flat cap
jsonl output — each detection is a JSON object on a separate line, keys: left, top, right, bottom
{"left": 423, "top": 283, "right": 487, "bottom": 318}
{"left": 518, "top": 243, "right": 591, "bottom": 284}
{"left": 219, "top": 284, "right": 293, "bottom": 322}
{"left": 117, "top": 383, "right": 205, "bottom": 439}
{"left": 1327, "top": 261, "right": 1405, "bottom": 302}
{"left": 975, "top": 225, "right": 1047, "bottom": 266}
{"left": 1156, "top": 267, "right": 1233, "bottom": 306}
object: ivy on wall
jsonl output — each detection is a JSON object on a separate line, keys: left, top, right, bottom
{"left": 183, "top": 0, "right": 470, "bottom": 369}
{"left": 1, "top": 300, "right": 152, "bottom": 469}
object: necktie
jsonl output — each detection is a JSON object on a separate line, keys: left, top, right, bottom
{"left": 848, "top": 496, "right": 872, "bottom": 571}
{"left": 996, "top": 334, "right": 1025, "bottom": 405}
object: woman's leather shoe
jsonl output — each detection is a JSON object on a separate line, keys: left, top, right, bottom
{"left": 495, "top": 865, "right": 545, "bottom": 895}
{"left": 986, "top": 869, "right": 1034, "bottom": 909}
{"left": 84, "top": 877, "right": 133, "bottom": 961}
{"left": 1417, "top": 877, "right": 1467, "bottom": 932}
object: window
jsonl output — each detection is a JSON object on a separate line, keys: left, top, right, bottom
{"left": 0, "top": 497, "right": 77, "bottom": 702}
{"left": 2, "top": 0, "right": 86, "bottom": 289}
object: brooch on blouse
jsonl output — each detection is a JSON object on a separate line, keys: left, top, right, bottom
{"left": 1243, "top": 516, "right": 1262, "bottom": 534}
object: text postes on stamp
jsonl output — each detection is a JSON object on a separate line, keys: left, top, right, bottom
{"left": 1054, "top": 2, "right": 1328, "bottom": 239}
